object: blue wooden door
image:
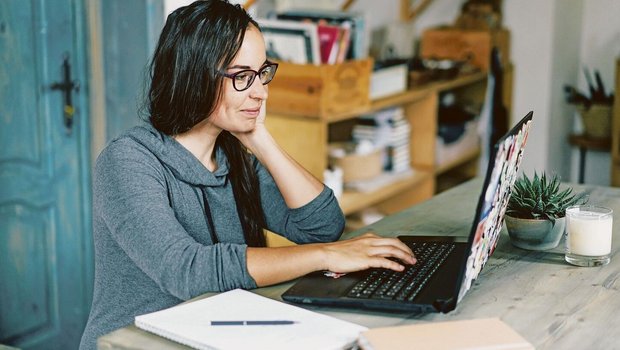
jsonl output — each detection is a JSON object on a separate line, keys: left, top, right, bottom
{"left": 0, "top": 1, "right": 93, "bottom": 349}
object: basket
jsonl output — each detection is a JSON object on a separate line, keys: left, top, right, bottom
{"left": 577, "top": 104, "right": 612, "bottom": 139}
{"left": 328, "top": 143, "right": 382, "bottom": 183}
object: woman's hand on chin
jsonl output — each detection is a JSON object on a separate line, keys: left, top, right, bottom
{"left": 231, "top": 103, "right": 270, "bottom": 150}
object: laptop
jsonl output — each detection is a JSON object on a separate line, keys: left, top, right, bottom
{"left": 282, "top": 112, "right": 533, "bottom": 313}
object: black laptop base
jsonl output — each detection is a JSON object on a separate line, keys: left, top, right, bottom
{"left": 282, "top": 237, "right": 467, "bottom": 313}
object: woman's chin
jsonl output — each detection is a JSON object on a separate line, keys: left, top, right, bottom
{"left": 229, "top": 124, "right": 256, "bottom": 134}
{"left": 242, "top": 119, "right": 258, "bottom": 131}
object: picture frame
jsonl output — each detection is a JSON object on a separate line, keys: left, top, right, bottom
{"left": 258, "top": 19, "right": 321, "bottom": 65}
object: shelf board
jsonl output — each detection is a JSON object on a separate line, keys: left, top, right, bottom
{"left": 370, "top": 71, "right": 487, "bottom": 110}
{"left": 338, "top": 170, "right": 433, "bottom": 215}
{"left": 286, "top": 72, "right": 489, "bottom": 124}
{"left": 323, "top": 105, "right": 377, "bottom": 123}
{"left": 369, "top": 89, "right": 430, "bottom": 113}
{"left": 435, "top": 146, "right": 481, "bottom": 175}
{"left": 568, "top": 134, "right": 611, "bottom": 151}
{"left": 323, "top": 72, "right": 488, "bottom": 123}
{"left": 422, "top": 71, "right": 487, "bottom": 93}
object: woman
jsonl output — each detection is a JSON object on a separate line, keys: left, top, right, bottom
{"left": 80, "top": 1, "right": 415, "bottom": 349}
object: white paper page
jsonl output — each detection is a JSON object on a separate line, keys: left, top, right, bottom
{"left": 135, "top": 289, "right": 367, "bottom": 350}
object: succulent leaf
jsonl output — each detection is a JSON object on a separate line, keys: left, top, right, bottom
{"left": 507, "top": 172, "right": 588, "bottom": 220}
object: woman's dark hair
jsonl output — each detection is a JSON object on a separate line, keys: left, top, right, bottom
{"left": 145, "top": 0, "right": 266, "bottom": 247}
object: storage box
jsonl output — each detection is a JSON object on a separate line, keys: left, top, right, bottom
{"left": 267, "top": 59, "right": 373, "bottom": 118}
{"left": 329, "top": 143, "right": 382, "bottom": 183}
{"left": 330, "top": 151, "right": 382, "bottom": 183}
{"left": 420, "top": 27, "right": 510, "bottom": 71}
{"left": 370, "top": 63, "right": 408, "bottom": 100}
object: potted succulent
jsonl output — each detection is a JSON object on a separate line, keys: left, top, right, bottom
{"left": 505, "top": 172, "right": 588, "bottom": 250}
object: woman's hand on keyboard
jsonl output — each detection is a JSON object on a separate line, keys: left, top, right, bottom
{"left": 320, "top": 232, "right": 417, "bottom": 273}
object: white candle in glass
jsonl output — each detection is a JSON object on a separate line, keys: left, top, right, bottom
{"left": 567, "top": 208, "right": 613, "bottom": 256}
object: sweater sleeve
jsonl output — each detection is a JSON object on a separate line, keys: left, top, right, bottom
{"left": 94, "top": 140, "right": 256, "bottom": 300}
{"left": 253, "top": 156, "right": 345, "bottom": 243}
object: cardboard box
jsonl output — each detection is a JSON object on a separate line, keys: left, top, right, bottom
{"left": 267, "top": 59, "right": 373, "bottom": 118}
{"left": 420, "top": 27, "right": 510, "bottom": 71}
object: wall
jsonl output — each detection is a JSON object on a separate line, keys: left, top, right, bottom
{"left": 573, "top": 0, "right": 620, "bottom": 185}
{"left": 505, "top": 0, "right": 619, "bottom": 185}
{"left": 548, "top": 0, "right": 583, "bottom": 181}
{"left": 503, "top": 0, "right": 555, "bottom": 176}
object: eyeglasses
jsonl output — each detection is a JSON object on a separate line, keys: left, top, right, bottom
{"left": 219, "top": 62, "right": 279, "bottom": 92}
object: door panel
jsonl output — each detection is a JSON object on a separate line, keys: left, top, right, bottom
{"left": 0, "top": 0, "right": 92, "bottom": 349}
{"left": 1, "top": 206, "right": 53, "bottom": 340}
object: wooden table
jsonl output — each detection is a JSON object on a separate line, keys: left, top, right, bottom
{"left": 98, "top": 179, "right": 620, "bottom": 350}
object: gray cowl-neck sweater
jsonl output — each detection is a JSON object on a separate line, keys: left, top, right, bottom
{"left": 79, "top": 124, "right": 345, "bottom": 350}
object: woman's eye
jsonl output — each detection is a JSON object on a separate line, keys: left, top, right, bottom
{"left": 234, "top": 72, "right": 250, "bottom": 82}
{"left": 259, "top": 67, "right": 271, "bottom": 78}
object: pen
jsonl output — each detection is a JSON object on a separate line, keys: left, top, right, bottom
{"left": 210, "top": 320, "right": 296, "bottom": 326}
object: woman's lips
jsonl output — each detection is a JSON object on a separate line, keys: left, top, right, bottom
{"left": 242, "top": 107, "right": 261, "bottom": 117}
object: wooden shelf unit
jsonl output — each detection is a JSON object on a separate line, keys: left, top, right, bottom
{"left": 435, "top": 146, "right": 481, "bottom": 175}
{"left": 265, "top": 71, "right": 491, "bottom": 216}
{"left": 338, "top": 171, "right": 433, "bottom": 216}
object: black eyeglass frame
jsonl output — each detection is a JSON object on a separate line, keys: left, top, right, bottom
{"left": 218, "top": 62, "right": 279, "bottom": 92}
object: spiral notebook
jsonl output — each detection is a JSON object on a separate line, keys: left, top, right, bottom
{"left": 134, "top": 289, "right": 367, "bottom": 350}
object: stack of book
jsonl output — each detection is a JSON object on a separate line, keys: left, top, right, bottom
{"left": 352, "top": 107, "right": 411, "bottom": 174}
{"left": 258, "top": 9, "right": 366, "bottom": 65}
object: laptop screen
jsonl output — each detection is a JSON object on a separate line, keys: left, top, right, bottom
{"left": 457, "top": 112, "right": 533, "bottom": 302}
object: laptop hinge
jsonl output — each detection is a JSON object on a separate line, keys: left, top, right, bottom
{"left": 433, "top": 297, "right": 456, "bottom": 313}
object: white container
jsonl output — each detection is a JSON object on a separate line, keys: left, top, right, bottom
{"left": 565, "top": 205, "right": 613, "bottom": 267}
{"left": 369, "top": 63, "right": 408, "bottom": 100}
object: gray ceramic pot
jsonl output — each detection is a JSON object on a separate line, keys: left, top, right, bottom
{"left": 505, "top": 215, "right": 566, "bottom": 250}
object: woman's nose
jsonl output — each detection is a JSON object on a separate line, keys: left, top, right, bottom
{"left": 248, "top": 76, "right": 268, "bottom": 100}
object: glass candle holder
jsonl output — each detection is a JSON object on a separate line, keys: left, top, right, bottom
{"left": 565, "top": 205, "right": 613, "bottom": 267}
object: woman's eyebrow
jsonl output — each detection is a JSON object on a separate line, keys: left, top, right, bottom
{"left": 227, "top": 60, "right": 269, "bottom": 70}
{"left": 227, "top": 64, "right": 251, "bottom": 70}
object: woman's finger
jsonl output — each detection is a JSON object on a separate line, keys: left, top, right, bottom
{"left": 257, "top": 102, "right": 266, "bottom": 123}
{"left": 366, "top": 237, "right": 415, "bottom": 257}
{"left": 368, "top": 256, "right": 406, "bottom": 271}
{"left": 366, "top": 245, "right": 416, "bottom": 265}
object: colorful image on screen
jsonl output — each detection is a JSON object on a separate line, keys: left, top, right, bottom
{"left": 458, "top": 119, "right": 532, "bottom": 301}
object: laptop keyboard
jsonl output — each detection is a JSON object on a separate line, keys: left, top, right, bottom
{"left": 346, "top": 241, "right": 455, "bottom": 302}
